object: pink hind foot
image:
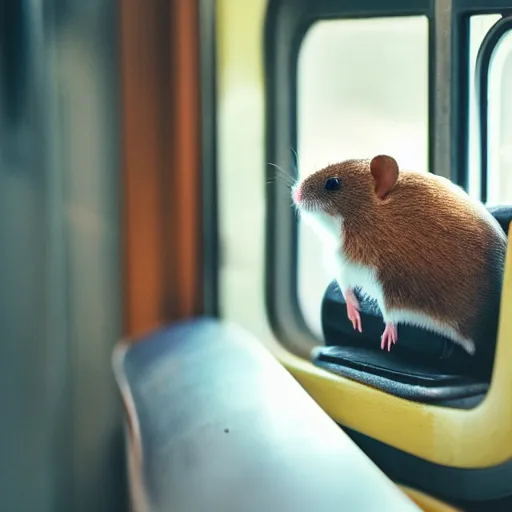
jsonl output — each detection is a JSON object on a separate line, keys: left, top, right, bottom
{"left": 344, "top": 288, "right": 362, "bottom": 333}
{"left": 381, "top": 322, "right": 397, "bottom": 352}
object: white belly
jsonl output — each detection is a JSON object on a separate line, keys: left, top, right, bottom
{"left": 325, "top": 248, "right": 386, "bottom": 311}
{"left": 298, "top": 208, "right": 386, "bottom": 307}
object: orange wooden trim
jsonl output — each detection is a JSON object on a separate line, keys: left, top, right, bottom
{"left": 119, "top": 0, "right": 203, "bottom": 339}
{"left": 167, "top": 0, "right": 203, "bottom": 321}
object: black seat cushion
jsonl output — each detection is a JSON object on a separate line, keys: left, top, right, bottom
{"left": 487, "top": 204, "right": 512, "bottom": 235}
{"left": 314, "top": 205, "right": 512, "bottom": 403}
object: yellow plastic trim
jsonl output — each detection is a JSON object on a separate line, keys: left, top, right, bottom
{"left": 398, "top": 486, "right": 461, "bottom": 512}
{"left": 217, "top": 0, "right": 512, "bottom": 470}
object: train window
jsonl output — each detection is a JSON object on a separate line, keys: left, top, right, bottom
{"left": 297, "top": 16, "right": 429, "bottom": 337}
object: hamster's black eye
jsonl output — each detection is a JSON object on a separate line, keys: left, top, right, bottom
{"left": 324, "top": 177, "right": 340, "bottom": 191}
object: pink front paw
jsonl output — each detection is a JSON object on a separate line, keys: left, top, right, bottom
{"left": 344, "top": 288, "right": 362, "bottom": 333}
{"left": 346, "top": 301, "right": 362, "bottom": 332}
{"left": 380, "top": 322, "right": 397, "bottom": 351}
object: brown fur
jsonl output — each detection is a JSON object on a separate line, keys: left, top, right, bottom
{"left": 298, "top": 157, "right": 507, "bottom": 352}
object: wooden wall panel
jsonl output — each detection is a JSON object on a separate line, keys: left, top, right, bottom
{"left": 167, "top": 0, "right": 202, "bottom": 321}
{"left": 119, "top": 0, "right": 202, "bottom": 339}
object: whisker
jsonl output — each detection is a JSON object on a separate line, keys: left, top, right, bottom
{"left": 267, "top": 162, "right": 291, "bottom": 176}
{"left": 267, "top": 174, "right": 294, "bottom": 184}
{"left": 267, "top": 163, "right": 295, "bottom": 187}
{"left": 290, "top": 147, "right": 299, "bottom": 172}
{"left": 266, "top": 179, "right": 296, "bottom": 194}
{"left": 269, "top": 175, "right": 294, "bottom": 185}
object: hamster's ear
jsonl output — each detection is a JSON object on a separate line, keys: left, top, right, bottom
{"left": 370, "top": 155, "right": 399, "bottom": 199}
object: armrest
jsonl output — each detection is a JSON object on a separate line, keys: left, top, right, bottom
{"left": 113, "top": 318, "right": 420, "bottom": 512}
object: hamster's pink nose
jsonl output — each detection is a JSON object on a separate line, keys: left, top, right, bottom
{"left": 293, "top": 186, "right": 302, "bottom": 203}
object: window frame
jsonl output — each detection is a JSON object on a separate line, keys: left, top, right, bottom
{"left": 199, "top": 0, "right": 220, "bottom": 317}
{"left": 264, "top": 0, "right": 508, "bottom": 354}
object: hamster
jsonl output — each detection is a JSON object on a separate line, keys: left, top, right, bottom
{"left": 292, "top": 155, "right": 507, "bottom": 356}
